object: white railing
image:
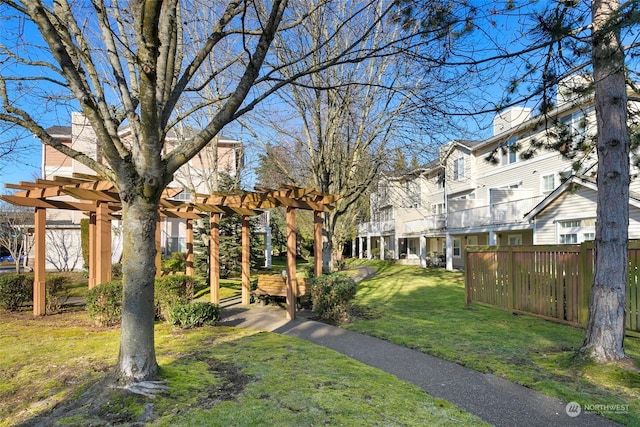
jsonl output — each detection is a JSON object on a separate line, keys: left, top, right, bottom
{"left": 447, "top": 196, "right": 545, "bottom": 229}
{"left": 358, "top": 220, "right": 395, "bottom": 234}
{"left": 359, "top": 196, "right": 545, "bottom": 235}
{"left": 403, "top": 215, "right": 446, "bottom": 234}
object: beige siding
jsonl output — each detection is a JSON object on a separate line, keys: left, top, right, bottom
{"left": 44, "top": 144, "right": 72, "bottom": 169}
{"left": 445, "top": 145, "right": 475, "bottom": 195}
{"left": 533, "top": 188, "right": 598, "bottom": 244}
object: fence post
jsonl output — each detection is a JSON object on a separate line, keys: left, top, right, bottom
{"left": 509, "top": 245, "right": 515, "bottom": 311}
{"left": 465, "top": 248, "right": 472, "bottom": 306}
{"left": 579, "top": 241, "right": 591, "bottom": 327}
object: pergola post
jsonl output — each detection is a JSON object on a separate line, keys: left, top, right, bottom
{"left": 95, "top": 201, "right": 112, "bottom": 284}
{"left": 186, "top": 219, "right": 194, "bottom": 277}
{"left": 314, "top": 210, "right": 323, "bottom": 276}
{"left": 88, "top": 212, "right": 97, "bottom": 288}
{"left": 33, "top": 207, "right": 46, "bottom": 316}
{"left": 210, "top": 213, "right": 220, "bottom": 304}
{"left": 2, "top": 178, "right": 341, "bottom": 321}
{"left": 286, "top": 207, "right": 297, "bottom": 320}
{"left": 241, "top": 215, "right": 251, "bottom": 305}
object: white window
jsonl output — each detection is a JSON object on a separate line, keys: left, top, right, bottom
{"left": 559, "top": 233, "right": 578, "bottom": 244}
{"left": 431, "top": 203, "right": 445, "bottom": 215}
{"left": 557, "top": 218, "right": 595, "bottom": 244}
{"left": 560, "top": 110, "right": 591, "bottom": 140}
{"left": 508, "top": 234, "right": 522, "bottom": 245}
{"left": 171, "top": 190, "right": 192, "bottom": 201}
{"left": 453, "top": 238, "right": 462, "bottom": 257}
{"left": 404, "top": 180, "right": 421, "bottom": 208}
{"left": 502, "top": 137, "right": 518, "bottom": 165}
{"left": 542, "top": 174, "right": 556, "bottom": 193}
{"left": 453, "top": 156, "right": 465, "bottom": 181}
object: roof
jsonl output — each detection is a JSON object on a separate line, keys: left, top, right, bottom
{"left": 45, "top": 126, "right": 71, "bottom": 137}
{"left": 523, "top": 174, "right": 640, "bottom": 221}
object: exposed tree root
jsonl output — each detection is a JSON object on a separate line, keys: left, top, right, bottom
{"left": 117, "top": 380, "right": 169, "bottom": 398}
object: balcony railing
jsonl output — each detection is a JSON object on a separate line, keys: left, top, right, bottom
{"left": 447, "top": 196, "right": 544, "bottom": 229}
{"left": 358, "top": 220, "right": 395, "bottom": 235}
{"left": 359, "top": 195, "right": 545, "bottom": 236}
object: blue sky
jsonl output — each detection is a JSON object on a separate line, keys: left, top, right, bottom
{"left": 0, "top": 138, "right": 41, "bottom": 189}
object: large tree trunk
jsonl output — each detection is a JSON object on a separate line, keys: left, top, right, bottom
{"left": 116, "top": 199, "right": 160, "bottom": 382}
{"left": 582, "top": 0, "right": 628, "bottom": 362}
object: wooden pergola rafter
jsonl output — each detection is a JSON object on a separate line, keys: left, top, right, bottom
{"left": 1, "top": 174, "right": 339, "bottom": 320}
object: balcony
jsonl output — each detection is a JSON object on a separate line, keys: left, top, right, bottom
{"left": 404, "top": 215, "right": 446, "bottom": 234}
{"left": 358, "top": 220, "right": 395, "bottom": 235}
{"left": 447, "top": 196, "right": 544, "bottom": 229}
{"left": 359, "top": 195, "right": 545, "bottom": 236}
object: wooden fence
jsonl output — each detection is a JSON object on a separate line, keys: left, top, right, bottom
{"left": 465, "top": 241, "right": 640, "bottom": 335}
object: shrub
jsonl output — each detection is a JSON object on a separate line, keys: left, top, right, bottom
{"left": 170, "top": 302, "right": 220, "bottom": 328}
{"left": 0, "top": 274, "right": 32, "bottom": 311}
{"left": 85, "top": 280, "right": 122, "bottom": 326}
{"left": 45, "top": 275, "right": 71, "bottom": 313}
{"left": 155, "top": 275, "right": 194, "bottom": 323}
{"left": 111, "top": 263, "right": 123, "bottom": 280}
{"left": 335, "top": 259, "right": 347, "bottom": 271}
{"left": 310, "top": 272, "right": 357, "bottom": 323}
{"left": 162, "top": 252, "right": 186, "bottom": 274}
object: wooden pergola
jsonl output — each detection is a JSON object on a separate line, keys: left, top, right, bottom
{"left": 1, "top": 174, "right": 339, "bottom": 320}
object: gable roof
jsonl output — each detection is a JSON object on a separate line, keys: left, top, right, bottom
{"left": 523, "top": 174, "right": 640, "bottom": 221}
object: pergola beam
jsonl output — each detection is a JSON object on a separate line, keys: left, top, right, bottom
{"left": 3, "top": 176, "right": 340, "bottom": 319}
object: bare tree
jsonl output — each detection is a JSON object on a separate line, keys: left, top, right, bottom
{"left": 0, "top": 202, "right": 33, "bottom": 273}
{"left": 251, "top": 0, "right": 468, "bottom": 268}
{"left": 0, "top": 0, "right": 442, "bottom": 390}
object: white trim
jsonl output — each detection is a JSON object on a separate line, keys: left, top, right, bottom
{"left": 540, "top": 173, "right": 556, "bottom": 193}
{"left": 453, "top": 237, "right": 462, "bottom": 258}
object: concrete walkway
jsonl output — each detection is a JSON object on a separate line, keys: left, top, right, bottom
{"left": 219, "top": 302, "right": 621, "bottom": 427}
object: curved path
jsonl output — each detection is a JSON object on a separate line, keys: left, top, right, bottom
{"left": 219, "top": 267, "right": 620, "bottom": 427}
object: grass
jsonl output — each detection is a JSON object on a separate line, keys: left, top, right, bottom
{"left": 5, "top": 259, "right": 639, "bottom": 424}
{"left": 0, "top": 309, "right": 484, "bottom": 426}
{"left": 343, "top": 260, "right": 640, "bottom": 425}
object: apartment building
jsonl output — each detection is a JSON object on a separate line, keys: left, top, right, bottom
{"left": 356, "top": 78, "right": 640, "bottom": 270}
{"left": 42, "top": 112, "right": 243, "bottom": 270}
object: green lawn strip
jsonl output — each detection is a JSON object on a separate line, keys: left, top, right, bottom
{"left": 343, "top": 261, "right": 640, "bottom": 425}
{"left": 194, "top": 278, "right": 242, "bottom": 300}
{"left": 0, "top": 311, "right": 485, "bottom": 426}
{"left": 153, "top": 331, "right": 484, "bottom": 427}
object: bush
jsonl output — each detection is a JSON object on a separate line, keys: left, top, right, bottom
{"left": 155, "top": 275, "right": 194, "bottom": 323}
{"left": 111, "top": 263, "right": 123, "bottom": 280}
{"left": 310, "top": 272, "right": 357, "bottom": 323}
{"left": 85, "top": 280, "right": 122, "bottom": 326}
{"left": 170, "top": 302, "right": 220, "bottom": 328}
{"left": 46, "top": 275, "right": 71, "bottom": 313}
{"left": 0, "top": 274, "right": 32, "bottom": 311}
{"left": 84, "top": 275, "right": 195, "bottom": 326}
{"left": 162, "top": 252, "right": 186, "bottom": 274}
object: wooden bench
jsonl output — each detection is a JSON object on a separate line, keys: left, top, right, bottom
{"left": 253, "top": 274, "right": 310, "bottom": 306}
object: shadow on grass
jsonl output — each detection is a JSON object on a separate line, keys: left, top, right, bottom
{"left": 14, "top": 320, "right": 483, "bottom": 427}
{"left": 345, "top": 263, "right": 640, "bottom": 426}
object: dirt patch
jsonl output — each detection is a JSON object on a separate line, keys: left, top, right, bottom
{"left": 193, "top": 356, "right": 252, "bottom": 409}
{"left": 18, "top": 357, "right": 251, "bottom": 426}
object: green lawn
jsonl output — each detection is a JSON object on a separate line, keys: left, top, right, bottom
{"left": 343, "top": 260, "right": 640, "bottom": 425}
{"left": 0, "top": 309, "right": 483, "bottom": 426}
